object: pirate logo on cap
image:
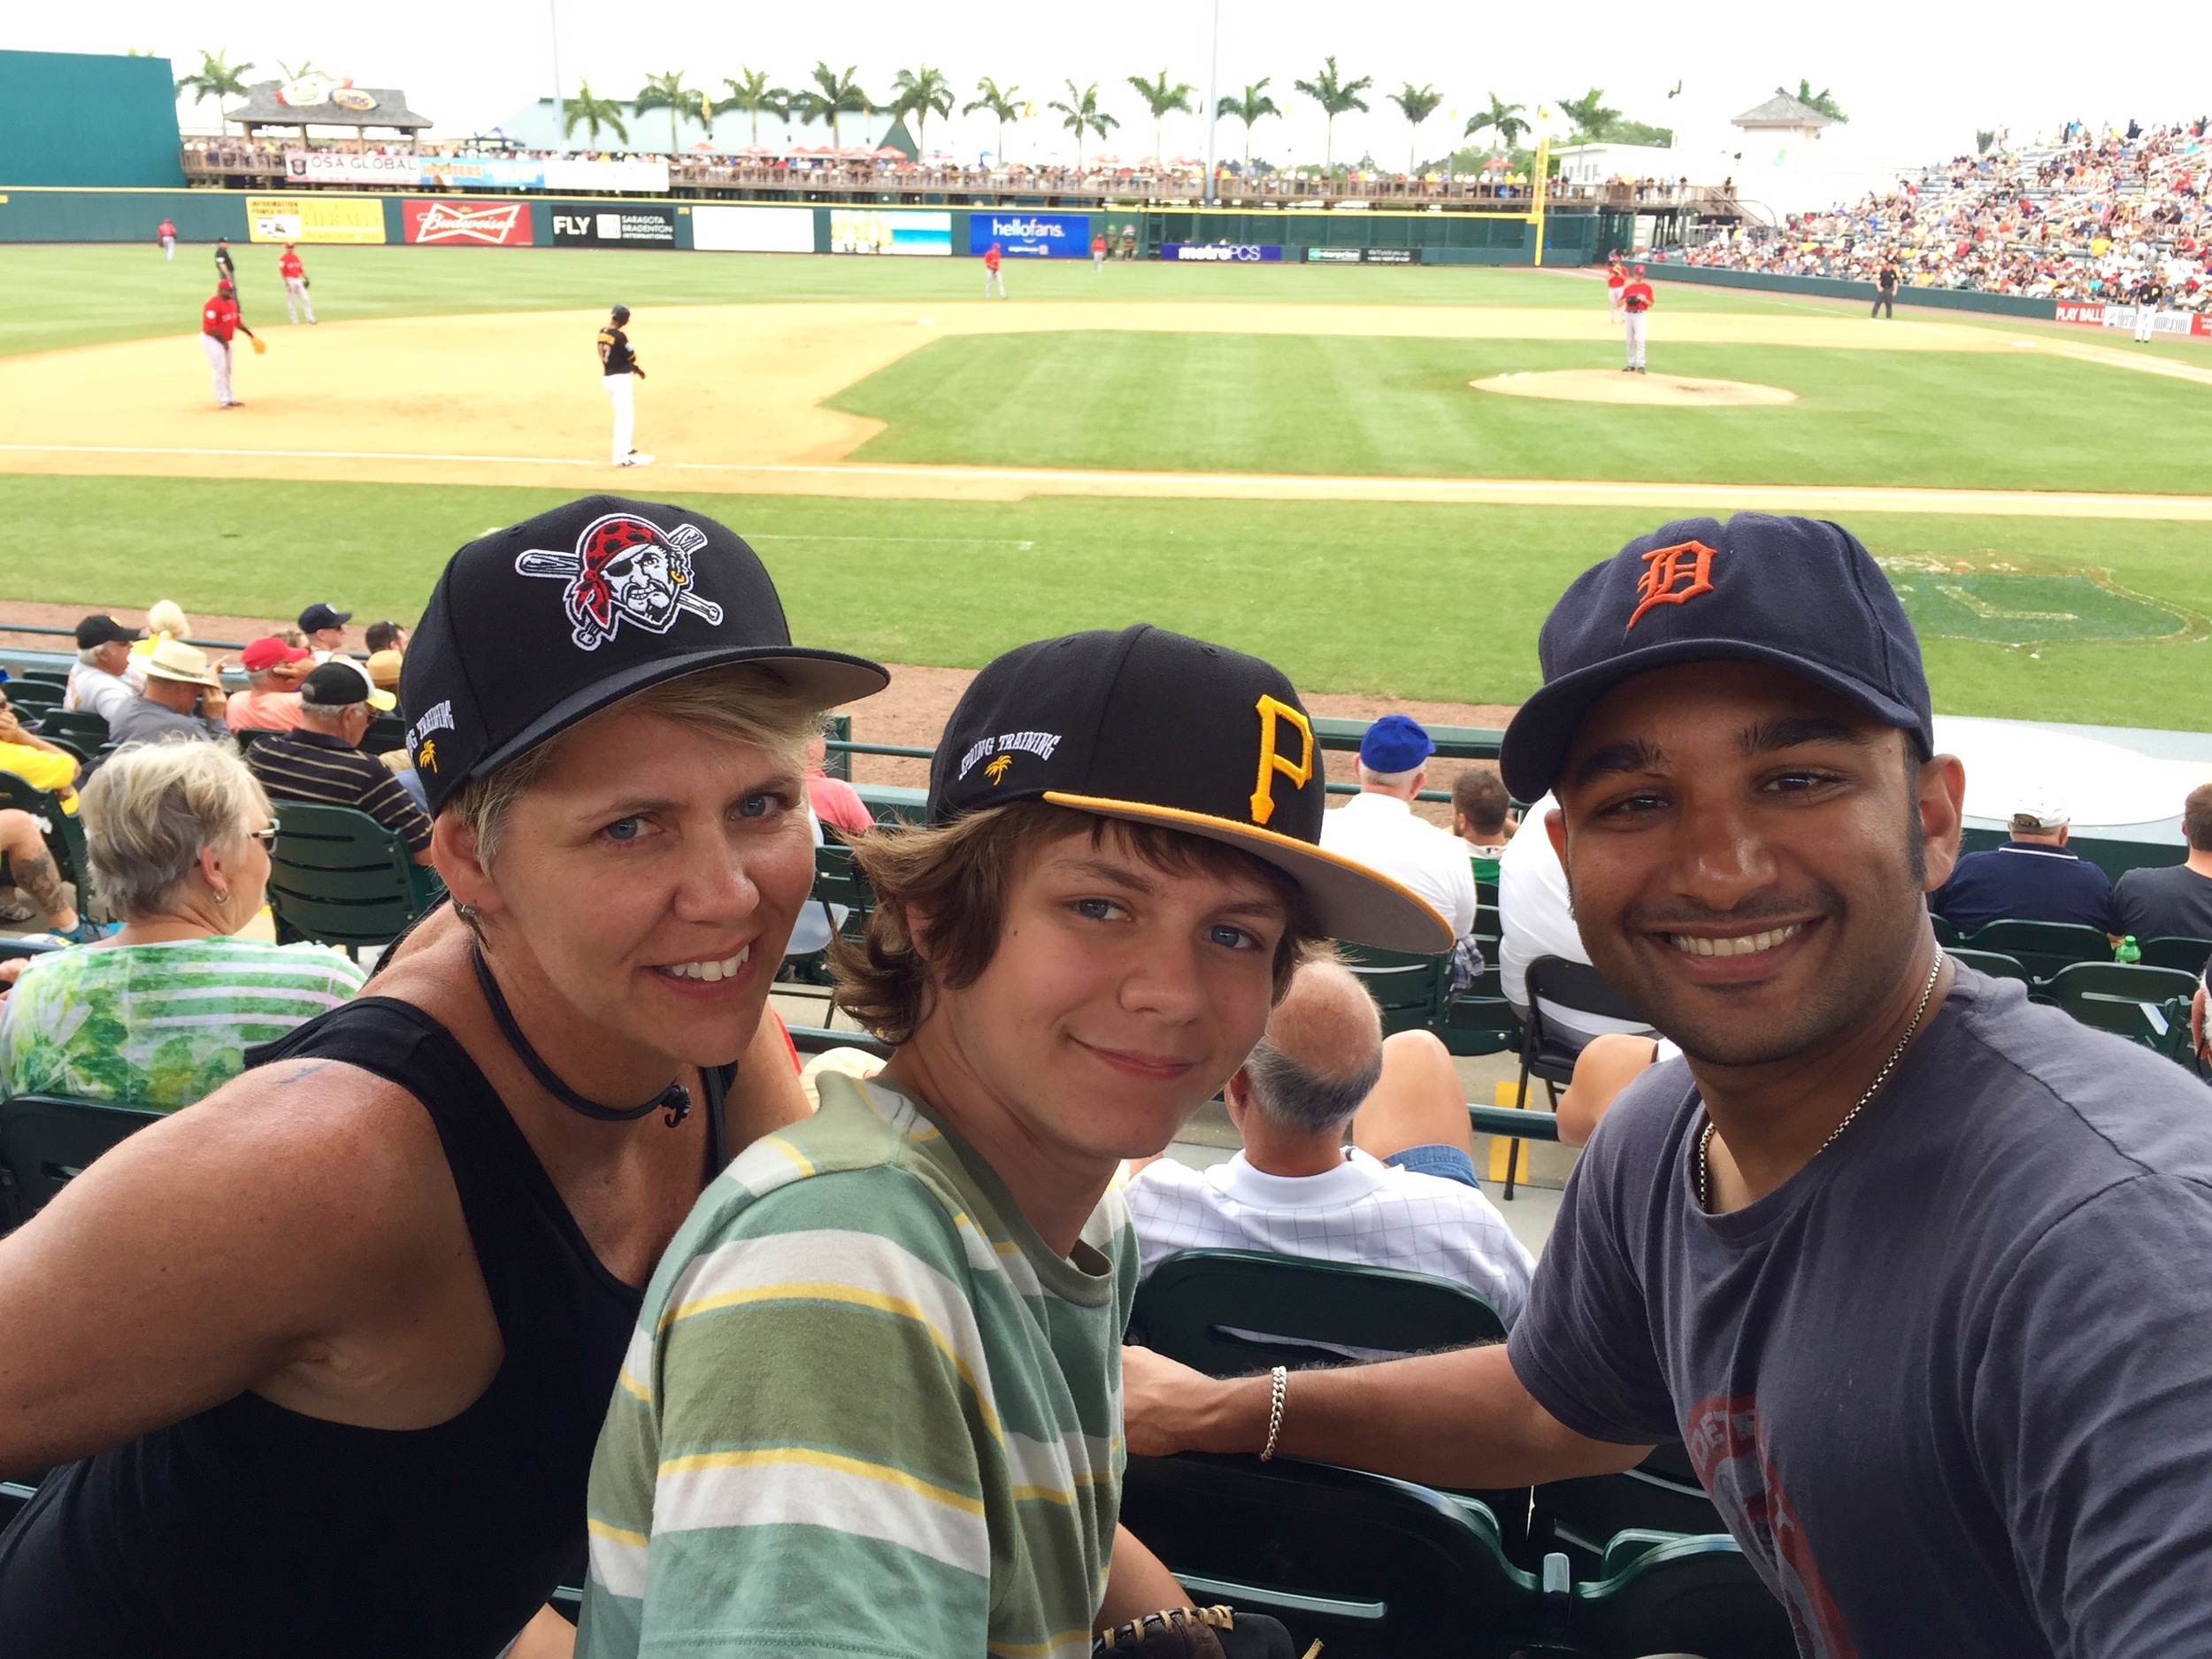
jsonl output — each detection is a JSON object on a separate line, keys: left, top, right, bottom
{"left": 514, "top": 512, "right": 726, "bottom": 652}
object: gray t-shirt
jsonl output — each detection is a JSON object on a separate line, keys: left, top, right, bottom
{"left": 1508, "top": 968, "right": 2212, "bottom": 1658}
{"left": 104, "top": 698, "right": 227, "bottom": 747}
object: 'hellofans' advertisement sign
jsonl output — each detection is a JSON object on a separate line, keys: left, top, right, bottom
{"left": 403, "top": 199, "right": 534, "bottom": 247}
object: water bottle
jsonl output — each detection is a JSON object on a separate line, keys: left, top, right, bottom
{"left": 2116, "top": 935, "right": 2140, "bottom": 964}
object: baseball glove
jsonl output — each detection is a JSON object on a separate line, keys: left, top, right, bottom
{"left": 1091, "top": 1605, "right": 1313, "bottom": 1659}
{"left": 250, "top": 337, "right": 267, "bottom": 355}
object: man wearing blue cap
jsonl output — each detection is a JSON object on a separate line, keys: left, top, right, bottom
{"left": 1320, "top": 713, "right": 1479, "bottom": 979}
{"left": 1125, "top": 514, "right": 2212, "bottom": 1657}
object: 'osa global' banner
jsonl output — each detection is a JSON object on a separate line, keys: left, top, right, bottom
{"left": 969, "top": 211, "right": 1090, "bottom": 257}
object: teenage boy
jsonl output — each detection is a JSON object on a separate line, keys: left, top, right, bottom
{"left": 580, "top": 625, "right": 1451, "bottom": 1658}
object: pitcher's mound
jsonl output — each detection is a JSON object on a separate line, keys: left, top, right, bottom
{"left": 1471, "top": 370, "right": 1797, "bottom": 407}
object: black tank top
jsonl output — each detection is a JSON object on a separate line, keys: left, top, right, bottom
{"left": 0, "top": 996, "right": 726, "bottom": 1658}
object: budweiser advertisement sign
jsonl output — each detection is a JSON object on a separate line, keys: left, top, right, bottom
{"left": 403, "top": 199, "right": 534, "bottom": 247}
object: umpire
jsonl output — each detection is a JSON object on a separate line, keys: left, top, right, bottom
{"left": 1873, "top": 256, "right": 1900, "bottom": 319}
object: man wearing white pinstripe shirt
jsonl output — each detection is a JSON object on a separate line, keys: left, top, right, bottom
{"left": 1126, "top": 960, "right": 1533, "bottom": 1324}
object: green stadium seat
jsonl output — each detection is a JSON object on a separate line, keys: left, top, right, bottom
{"left": 38, "top": 709, "right": 110, "bottom": 752}
{"left": 1338, "top": 942, "right": 1455, "bottom": 1039}
{"left": 1948, "top": 947, "right": 2030, "bottom": 983}
{"left": 1118, "top": 1452, "right": 1555, "bottom": 1659}
{"left": 0, "top": 774, "right": 96, "bottom": 918}
{"left": 1930, "top": 913, "right": 1961, "bottom": 948}
{"left": 264, "top": 802, "right": 444, "bottom": 952}
{"left": 5, "top": 680, "right": 65, "bottom": 717}
{"left": 1445, "top": 993, "right": 1525, "bottom": 1059}
{"left": 2044, "top": 961, "right": 2200, "bottom": 1045}
{"left": 2138, "top": 935, "right": 2212, "bottom": 973}
{"left": 1534, "top": 1452, "right": 1726, "bottom": 1577}
{"left": 1509, "top": 956, "right": 1639, "bottom": 1195}
{"left": 1964, "top": 919, "right": 2112, "bottom": 987}
{"left": 1566, "top": 1530, "right": 1797, "bottom": 1659}
{"left": 852, "top": 782, "right": 926, "bottom": 826}
{"left": 0, "top": 1094, "right": 163, "bottom": 1233}
{"left": 19, "top": 669, "right": 71, "bottom": 687}
{"left": 362, "top": 712, "right": 409, "bottom": 757}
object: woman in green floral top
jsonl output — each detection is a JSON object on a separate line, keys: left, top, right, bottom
{"left": 0, "top": 741, "right": 364, "bottom": 1110}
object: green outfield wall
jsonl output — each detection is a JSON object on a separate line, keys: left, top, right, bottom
{"left": 0, "top": 52, "right": 185, "bottom": 188}
{"left": 1647, "top": 261, "right": 2059, "bottom": 319}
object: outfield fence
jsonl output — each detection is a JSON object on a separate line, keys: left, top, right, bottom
{"left": 1641, "top": 262, "right": 2061, "bottom": 319}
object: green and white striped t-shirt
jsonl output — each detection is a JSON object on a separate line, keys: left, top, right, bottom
{"left": 580, "top": 1071, "right": 1138, "bottom": 1659}
{"left": 0, "top": 937, "right": 366, "bottom": 1110}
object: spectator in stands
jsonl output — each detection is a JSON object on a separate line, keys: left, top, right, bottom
{"left": 104, "top": 639, "right": 232, "bottom": 746}
{"left": 580, "top": 625, "right": 1450, "bottom": 1656}
{"left": 0, "top": 808, "right": 104, "bottom": 941}
{"left": 0, "top": 685, "right": 83, "bottom": 802}
{"left": 63, "top": 613, "right": 143, "bottom": 722}
{"left": 298, "top": 602, "right": 352, "bottom": 661}
{"left": 1320, "top": 714, "right": 1479, "bottom": 979}
{"left": 1452, "top": 768, "right": 1515, "bottom": 885}
{"left": 1125, "top": 512, "right": 2212, "bottom": 1655}
{"left": 1497, "top": 792, "right": 1654, "bottom": 1048}
{"left": 364, "top": 649, "right": 404, "bottom": 699}
{"left": 364, "top": 619, "right": 409, "bottom": 657}
{"left": 0, "top": 742, "right": 364, "bottom": 1110}
{"left": 1931, "top": 799, "right": 2115, "bottom": 934}
{"left": 246, "top": 660, "right": 431, "bottom": 865}
{"left": 803, "top": 721, "right": 873, "bottom": 838}
{"left": 2110, "top": 783, "right": 2212, "bottom": 945}
{"left": 0, "top": 498, "right": 868, "bottom": 1656}
{"left": 1126, "top": 959, "right": 1534, "bottom": 1321}
{"left": 224, "top": 635, "right": 312, "bottom": 733}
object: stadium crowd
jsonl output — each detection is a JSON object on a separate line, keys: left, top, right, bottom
{"left": 3, "top": 506, "right": 2211, "bottom": 1657}
{"left": 1681, "top": 119, "right": 2212, "bottom": 306}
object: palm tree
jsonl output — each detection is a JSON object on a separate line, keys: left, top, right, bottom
{"left": 1780, "top": 79, "right": 1848, "bottom": 122}
{"left": 564, "top": 81, "right": 630, "bottom": 147}
{"left": 797, "top": 62, "right": 874, "bottom": 150}
{"left": 717, "top": 68, "right": 790, "bottom": 147}
{"left": 1126, "top": 69, "right": 1195, "bottom": 164}
{"left": 1463, "top": 93, "right": 1529, "bottom": 153}
{"left": 964, "top": 77, "right": 1023, "bottom": 165}
{"left": 1046, "top": 81, "right": 1118, "bottom": 169}
{"left": 1215, "top": 80, "right": 1281, "bottom": 174}
{"left": 1557, "top": 87, "right": 1620, "bottom": 143}
{"left": 174, "top": 49, "right": 255, "bottom": 132}
{"left": 634, "top": 71, "right": 702, "bottom": 153}
{"left": 887, "top": 65, "right": 955, "bottom": 155}
{"left": 1293, "top": 57, "right": 1373, "bottom": 173}
{"left": 1387, "top": 82, "right": 1442, "bottom": 175}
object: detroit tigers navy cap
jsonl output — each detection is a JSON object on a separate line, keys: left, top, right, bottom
{"left": 929, "top": 625, "right": 1453, "bottom": 952}
{"left": 400, "top": 495, "right": 887, "bottom": 815}
{"left": 1499, "top": 513, "right": 1933, "bottom": 803}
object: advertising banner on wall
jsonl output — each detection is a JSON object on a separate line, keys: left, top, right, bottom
{"left": 549, "top": 206, "right": 677, "bottom": 248}
{"left": 286, "top": 151, "right": 672, "bottom": 194}
{"left": 2054, "top": 300, "right": 2209, "bottom": 337}
{"left": 1302, "top": 246, "right": 1362, "bottom": 264}
{"left": 1161, "top": 243, "right": 1285, "bottom": 262}
{"left": 829, "top": 208, "right": 951, "bottom": 255}
{"left": 693, "top": 204, "right": 815, "bottom": 253}
{"left": 403, "top": 198, "right": 534, "bottom": 246}
{"left": 246, "top": 196, "right": 387, "bottom": 244}
{"left": 285, "top": 151, "right": 420, "bottom": 188}
{"left": 969, "top": 211, "right": 1089, "bottom": 257}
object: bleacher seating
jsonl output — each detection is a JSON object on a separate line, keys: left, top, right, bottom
{"left": 0, "top": 1094, "right": 162, "bottom": 1232}
{"left": 0, "top": 773, "right": 96, "bottom": 917}
{"left": 1964, "top": 919, "right": 2114, "bottom": 989}
{"left": 264, "top": 802, "right": 443, "bottom": 953}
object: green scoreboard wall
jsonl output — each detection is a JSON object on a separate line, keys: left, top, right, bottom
{"left": 0, "top": 50, "right": 187, "bottom": 188}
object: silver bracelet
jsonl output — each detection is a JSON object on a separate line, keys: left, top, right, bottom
{"left": 1259, "top": 1364, "right": 1288, "bottom": 1461}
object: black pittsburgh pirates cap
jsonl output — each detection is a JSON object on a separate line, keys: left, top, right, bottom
{"left": 402, "top": 495, "right": 887, "bottom": 815}
{"left": 1500, "top": 513, "right": 1933, "bottom": 802}
{"left": 930, "top": 626, "right": 1454, "bottom": 953}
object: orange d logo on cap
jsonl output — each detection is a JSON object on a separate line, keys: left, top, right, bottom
{"left": 1627, "top": 540, "right": 1718, "bottom": 631}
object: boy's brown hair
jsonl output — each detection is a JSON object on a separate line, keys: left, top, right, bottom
{"left": 1453, "top": 768, "right": 1512, "bottom": 840}
{"left": 830, "top": 800, "right": 1325, "bottom": 1045}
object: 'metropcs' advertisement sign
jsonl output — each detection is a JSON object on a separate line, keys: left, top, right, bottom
{"left": 969, "top": 211, "right": 1090, "bottom": 257}
{"left": 1162, "top": 243, "right": 1285, "bottom": 262}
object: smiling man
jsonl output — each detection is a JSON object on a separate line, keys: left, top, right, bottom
{"left": 578, "top": 625, "right": 1452, "bottom": 1659}
{"left": 1122, "top": 517, "right": 2212, "bottom": 1657}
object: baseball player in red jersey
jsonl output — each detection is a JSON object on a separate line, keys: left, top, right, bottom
{"left": 157, "top": 219, "right": 177, "bottom": 263}
{"left": 278, "top": 243, "right": 316, "bottom": 325}
{"left": 1091, "top": 232, "right": 1108, "bottom": 273}
{"left": 1606, "top": 254, "right": 1627, "bottom": 321}
{"left": 201, "top": 280, "right": 258, "bottom": 409}
{"left": 984, "top": 242, "right": 1005, "bottom": 299}
{"left": 1620, "top": 264, "right": 1654, "bottom": 373}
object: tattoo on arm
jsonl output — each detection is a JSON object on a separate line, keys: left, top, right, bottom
{"left": 267, "top": 1061, "right": 335, "bottom": 1088}
{"left": 11, "top": 851, "right": 68, "bottom": 918}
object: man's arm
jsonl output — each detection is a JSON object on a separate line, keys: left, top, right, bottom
{"left": 1121, "top": 1341, "right": 1649, "bottom": 1490}
{"left": 1096, "top": 1525, "right": 1189, "bottom": 1632}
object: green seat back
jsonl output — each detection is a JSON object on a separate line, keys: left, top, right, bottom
{"left": 1130, "top": 1248, "right": 1504, "bottom": 1377}
{"left": 1947, "top": 948, "right": 2029, "bottom": 983}
{"left": 2045, "top": 961, "right": 2200, "bottom": 1044}
{"left": 362, "top": 712, "right": 409, "bottom": 757}
{"left": 1535, "top": 1462, "right": 1725, "bottom": 1571}
{"left": 40, "top": 709, "right": 111, "bottom": 750}
{"left": 1567, "top": 1530, "right": 1797, "bottom": 1659}
{"left": 811, "top": 841, "right": 873, "bottom": 932}
{"left": 1119, "top": 1452, "right": 1552, "bottom": 1659}
{"left": 1965, "top": 919, "right": 2112, "bottom": 985}
{"left": 2139, "top": 935, "right": 2212, "bottom": 973}
{"left": 1337, "top": 941, "right": 1453, "bottom": 1037}
{"left": 1445, "top": 993, "right": 1523, "bottom": 1058}
{"left": 265, "top": 802, "right": 443, "bottom": 948}
{"left": 1930, "top": 913, "right": 1962, "bottom": 948}
{"left": 6, "top": 681, "right": 65, "bottom": 715}
{"left": 0, "top": 1094, "right": 164, "bottom": 1232}
{"left": 0, "top": 774, "right": 96, "bottom": 914}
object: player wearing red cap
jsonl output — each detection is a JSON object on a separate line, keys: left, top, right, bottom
{"left": 157, "top": 219, "right": 176, "bottom": 263}
{"left": 200, "top": 280, "right": 258, "bottom": 409}
{"left": 1621, "top": 264, "right": 1654, "bottom": 374}
{"left": 984, "top": 241, "right": 1005, "bottom": 299}
{"left": 1606, "top": 254, "right": 1628, "bottom": 321}
{"left": 279, "top": 243, "right": 317, "bottom": 325}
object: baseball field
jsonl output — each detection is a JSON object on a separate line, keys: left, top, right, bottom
{"left": 3, "top": 242, "right": 2209, "bottom": 727}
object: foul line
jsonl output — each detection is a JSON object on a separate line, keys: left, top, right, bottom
{"left": 5, "top": 442, "right": 2212, "bottom": 521}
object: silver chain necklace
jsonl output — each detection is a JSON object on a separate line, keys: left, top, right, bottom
{"left": 1697, "top": 954, "right": 1944, "bottom": 1212}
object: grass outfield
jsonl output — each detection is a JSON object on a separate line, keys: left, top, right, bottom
{"left": 5, "top": 473, "right": 2209, "bottom": 730}
{"left": 829, "top": 332, "right": 2212, "bottom": 494}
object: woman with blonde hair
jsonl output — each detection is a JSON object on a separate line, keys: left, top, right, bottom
{"left": 0, "top": 741, "right": 365, "bottom": 1108}
{"left": 0, "top": 497, "right": 886, "bottom": 1659}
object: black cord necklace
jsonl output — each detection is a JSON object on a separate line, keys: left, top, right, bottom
{"left": 470, "top": 943, "right": 690, "bottom": 1127}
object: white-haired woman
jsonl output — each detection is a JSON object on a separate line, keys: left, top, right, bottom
{"left": 0, "top": 741, "right": 365, "bottom": 1108}
{"left": 0, "top": 497, "right": 886, "bottom": 1659}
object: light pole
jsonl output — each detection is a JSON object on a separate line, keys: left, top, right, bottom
{"left": 1202, "top": 0, "right": 1220, "bottom": 205}
{"left": 549, "top": 0, "right": 565, "bottom": 152}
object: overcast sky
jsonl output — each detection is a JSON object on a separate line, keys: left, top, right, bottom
{"left": 18, "top": 0, "right": 2210, "bottom": 171}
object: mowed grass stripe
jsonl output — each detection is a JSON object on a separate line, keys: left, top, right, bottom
{"left": 4, "top": 472, "right": 2208, "bottom": 730}
{"left": 827, "top": 331, "right": 2212, "bottom": 495}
